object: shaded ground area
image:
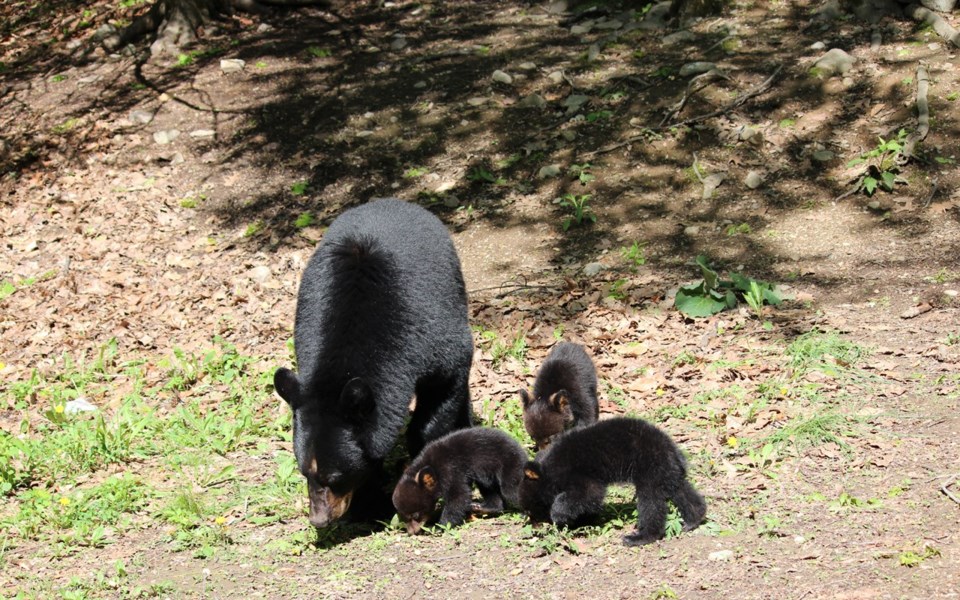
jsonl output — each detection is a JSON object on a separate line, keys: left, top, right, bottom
{"left": 1, "top": 0, "right": 959, "bottom": 598}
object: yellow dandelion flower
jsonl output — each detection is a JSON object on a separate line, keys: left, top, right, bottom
{"left": 59, "top": 497, "right": 70, "bottom": 507}
{"left": 779, "top": 387, "right": 788, "bottom": 396}
{"left": 215, "top": 516, "right": 227, "bottom": 526}
{"left": 655, "top": 388, "right": 665, "bottom": 397}
{"left": 726, "top": 436, "right": 739, "bottom": 449}
{"left": 54, "top": 404, "right": 65, "bottom": 414}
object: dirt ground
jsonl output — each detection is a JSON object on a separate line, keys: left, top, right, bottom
{"left": 2, "top": 0, "right": 960, "bottom": 598}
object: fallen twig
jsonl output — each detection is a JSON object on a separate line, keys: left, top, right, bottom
{"left": 659, "top": 69, "right": 730, "bottom": 127}
{"left": 942, "top": 477, "right": 960, "bottom": 506}
{"left": 900, "top": 66, "right": 929, "bottom": 163}
{"left": 583, "top": 64, "right": 782, "bottom": 158}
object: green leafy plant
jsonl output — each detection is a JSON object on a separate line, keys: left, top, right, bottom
{"left": 899, "top": 545, "right": 941, "bottom": 567}
{"left": 307, "top": 47, "right": 332, "bottom": 58}
{"left": 674, "top": 255, "right": 782, "bottom": 318}
{"left": 466, "top": 166, "right": 504, "bottom": 185}
{"left": 558, "top": 194, "right": 596, "bottom": 231}
{"left": 725, "top": 222, "right": 751, "bottom": 236}
{"left": 243, "top": 220, "right": 264, "bottom": 237}
{"left": 290, "top": 180, "right": 309, "bottom": 195}
{"left": 294, "top": 212, "right": 315, "bottom": 228}
{"left": 847, "top": 129, "right": 908, "bottom": 196}
{"left": 568, "top": 163, "right": 594, "bottom": 185}
{"left": 403, "top": 166, "right": 428, "bottom": 179}
{"left": 585, "top": 110, "right": 612, "bottom": 123}
{"left": 620, "top": 241, "right": 647, "bottom": 269}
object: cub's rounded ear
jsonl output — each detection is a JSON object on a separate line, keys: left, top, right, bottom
{"left": 274, "top": 368, "right": 302, "bottom": 408}
{"left": 523, "top": 462, "right": 542, "bottom": 481}
{"left": 415, "top": 466, "right": 437, "bottom": 491}
{"left": 548, "top": 390, "right": 569, "bottom": 412}
{"left": 340, "top": 377, "right": 374, "bottom": 418}
{"left": 519, "top": 389, "right": 532, "bottom": 408}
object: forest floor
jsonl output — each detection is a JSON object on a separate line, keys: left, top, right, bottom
{"left": 1, "top": 0, "right": 960, "bottom": 598}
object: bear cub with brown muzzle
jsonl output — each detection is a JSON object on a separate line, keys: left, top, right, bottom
{"left": 392, "top": 428, "right": 528, "bottom": 534}
{"left": 520, "top": 342, "right": 599, "bottom": 450}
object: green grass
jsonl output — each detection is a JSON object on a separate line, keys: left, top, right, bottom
{"left": 786, "top": 329, "right": 866, "bottom": 375}
{"left": 765, "top": 411, "right": 856, "bottom": 451}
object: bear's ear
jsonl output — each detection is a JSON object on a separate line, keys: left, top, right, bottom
{"left": 415, "top": 466, "right": 437, "bottom": 491}
{"left": 340, "top": 377, "right": 374, "bottom": 418}
{"left": 519, "top": 389, "right": 532, "bottom": 408}
{"left": 523, "top": 462, "right": 541, "bottom": 481}
{"left": 274, "top": 368, "right": 302, "bottom": 409}
{"left": 548, "top": 390, "right": 569, "bottom": 412}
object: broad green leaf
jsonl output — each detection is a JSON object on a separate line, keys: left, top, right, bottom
{"left": 881, "top": 171, "right": 896, "bottom": 191}
{"left": 675, "top": 282, "right": 728, "bottom": 317}
{"left": 847, "top": 157, "right": 866, "bottom": 167}
{"left": 695, "top": 255, "right": 719, "bottom": 292}
{"left": 863, "top": 176, "right": 878, "bottom": 195}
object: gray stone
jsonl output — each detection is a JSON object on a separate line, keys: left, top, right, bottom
{"left": 739, "top": 126, "right": 763, "bottom": 145}
{"left": 587, "top": 44, "right": 601, "bottom": 62}
{"left": 467, "top": 97, "right": 488, "bottom": 107}
{"left": 708, "top": 550, "right": 734, "bottom": 561}
{"left": 546, "top": 0, "right": 569, "bottom": 15}
{"left": 414, "top": 80, "right": 428, "bottom": 89}
{"left": 814, "top": 48, "right": 856, "bottom": 76}
{"left": 518, "top": 94, "right": 547, "bottom": 109}
{"left": 595, "top": 19, "right": 623, "bottom": 30}
{"left": 390, "top": 36, "right": 408, "bottom": 51}
{"left": 538, "top": 164, "right": 562, "bottom": 178}
{"left": 518, "top": 62, "right": 537, "bottom": 71}
{"left": 744, "top": 170, "right": 763, "bottom": 189}
{"left": 560, "top": 130, "right": 577, "bottom": 142}
{"left": 867, "top": 200, "right": 881, "bottom": 210}
{"left": 77, "top": 75, "right": 101, "bottom": 86}
{"left": 128, "top": 110, "right": 154, "bottom": 125}
{"left": 248, "top": 265, "right": 271, "bottom": 283}
{"left": 684, "top": 225, "right": 700, "bottom": 236}
{"left": 189, "top": 129, "right": 215, "bottom": 139}
{"left": 680, "top": 62, "right": 716, "bottom": 77}
{"left": 920, "top": 0, "right": 956, "bottom": 9}
{"left": 637, "top": 1, "right": 672, "bottom": 30}
{"left": 563, "top": 94, "right": 590, "bottom": 113}
{"left": 492, "top": 70, "right": 513, "bottom": 84}
{"left": 810, "top": 41, "right": 827, "bottom": 51}
{"left": 812, "top": 150, "right": 835, "bottom": 162}
{"left": 219, "top": 59, "right": 246, "bottom": 74}
{"left": 153, "top": 130, "right": 180, "bottom": 145}
{"left": 583, "top": 262, "right": 603, "bottom": 277}
{"left": 547, "top": 71, "right": 565, "bottom": 85}
{"left": 663, "top": 31, "right": 695, "bottom": 46}
{"left": 356, "top": 130, "right": 375, "bottom": 138}
{"left": 571, "top": 23, "right": 593, "bottom": 35}
{"left": 65, "top": 398, "right": 98, "bottom": 414}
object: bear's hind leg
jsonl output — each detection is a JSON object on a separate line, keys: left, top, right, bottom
{"left": 472, "top": 481, "right": 505, "bottom": 515}
{"left": 624, "top": 484, "right": 668, "bottom": 546}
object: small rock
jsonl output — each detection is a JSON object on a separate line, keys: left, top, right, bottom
{"left": 793, "top": 535, "right": 806, "bottom": 545}
{"left": 65, "top": 397, "right": 98, "bottom": 414}
{"left": 583, "top": 262, "right": 603, "bottom": 276}
{"left": 77, "top": 75, "right": 101, "bottom": 86}
{"left": 546, "top": 0, "right": 569, "bottom": 15}
{"left": 811, "top": 150, "right": 835, "bottom": 162}
{"left": 158, "top": 93, "right": 171, "bottom": 103}
{"left": 547, "top": 71, "right": 565, "bottom": 85}
{"left": 492, "top": 70, "right": 513, "bottom": 84}
{"left": 810, "top": 41, "right": 826, "bottom": 51}
{"left": 662, "top": 31, "right": 695, "bottom": 46}
{"left": 518, "top": 62, "right": 537, "bottom": 71}
{"left": 571, "top": 24, "right": 593, "bottom": 35}
{"left": 744, "top": 170, "right": 763, "bottom": 189}
{"left": 220, "top": 58, "right": 246, "bottom": 74}
{"left": 560, "top": 130, "right": 577, "bottom": 142}
{"left": 257, "top": 23, "right": 274, "bottom": 33}
{"left": 944, "top": 289, "right": 958, "bottom": 297}
{"left": 538, "top": 164, "right": 562, "bottom": 178}
{"left": 189, "top": 129, "right": 215, "bottom": 139}
{"left": 563, "top": 94, "right": 589, "bottom": 113}
{"left": 128, "top": 109, "right": 154, "bottom": 125}
{"left": 518, "top": 94, "right": 547, "bottom": 109}
{"left": 637, "top": 1, "right": 672, "bottom": 30}
{"left": 679, "top": 62, "right": 716, "bottom": 77}
{"left": 443, "top": 196, "right": 460, "bottom": 208}
{"left": 595, "top": 19, "right": 623, "bottom": 30}
{"left": 586, "top": 43, "right": 601, "bottom": 62}
{"left": 739, "top": 126, "right": 763, "bottom": 145}
{"left": 390, "top": 36, "right": 408, "bottom": 51}
{"left": 867, "top": 200, "right": 881, "bottom": 210}
{"left": 356, "top": 130, "right": 375, "bottom": 138}
{"left": 249, "top": 265, "right": 271, "bottom": 283}
{"left": 153, "top": 130, "right": 180, "bottom": 145}
{"left": 814, "top": 48, "right": 856, "bottom": 76}
{"left": 467, "top": 97, "right": 488, "bottom": 107}
{"left": 684, "top": 225, "right": 700, "bottom": 236}
{"left": 708, "top": 550, "right": 734, "bottom": 561}
{"left": 414, "top": 80, "right": 428, "bottom": 89}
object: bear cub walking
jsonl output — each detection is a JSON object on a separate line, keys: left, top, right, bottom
{"left": 520, "top": 417, "right": 706, "bottom": 546}
{"left": 521, "top": 342, "right": 598, "bottom": 450}
{"left": 392, "top": 428, "right": 527, "bottom": 534}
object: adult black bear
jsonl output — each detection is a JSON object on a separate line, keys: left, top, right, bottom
{"left": 392, "top": 427, "right": 527, "bottom": 534}
{"left": 519, "top": 417, "right": 706, "bottom": 546}
{"left": 274, "top": 199, "right": 474, "bottom": 529}
{"left": 520, "top": 342, "right": 598, "bottom": 450}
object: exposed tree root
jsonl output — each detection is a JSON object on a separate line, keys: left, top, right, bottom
{"left": 900, "top": 66, "right": 929, "bottom": 163}
{"left": 102, "top": 0, "right": 329, "bottom": 56}
{"left": 905, "top": 3, "right": 960, "bottom": 48}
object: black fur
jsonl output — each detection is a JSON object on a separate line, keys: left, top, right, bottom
{"left": 392, "top": 428, "right": 528, "bottom": 534}
{"left": 519, "top": 417, "right": 706, "bottom": 546}
{"left": 520, "top": 342, "right": 598, "bottom": 449}
{"left": 274, "top": 199, "right": 474, "bottom": 528}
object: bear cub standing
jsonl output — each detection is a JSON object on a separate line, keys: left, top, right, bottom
{"left": 274, "top": 199, "right": 474, "bottom": 529}
{"left": 392, "top": 428, "right": 528, "bottom": 534}
{"left": 520, "top": 342, "right": 599, "bottom": 450}
{"left": 520, "top": 417, "right": 706, "bottom": 546}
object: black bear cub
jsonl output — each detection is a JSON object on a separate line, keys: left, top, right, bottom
{"left": 520, "top": 342, "right": 599, "bottom": 450}
{"left": 392, "top": 428, "right": 527, "bottom": 534}
{"left": 274, "top": 199, "right": 474, "bottom": 529}
{"left": 520, "top": 417, "right": 706, "bottom": 546}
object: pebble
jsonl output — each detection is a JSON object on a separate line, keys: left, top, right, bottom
{"left": 492, "top": 70, "right": 513, "bottom": 84}
{"left": 563, "top": 94, "right": 589, "bottom": 113}
{"left": 810, "top": 41, "right": 826, "bottom": 51}
{"left": 812, "top": 150, "right": 835, "bottom": 162}
{"left": 547, "top": 71, "right": 565, "bottom": 85}
{"left": 189, "top": 129, "right": 215, "bottom": 139}
{"left": 571, "top": 24, "right": 593, "bottom": 35}
{"left": 538, "top": 164, "right": 562, "bottom": 178}
{"left": 390, "top": 36, "right": 408, "bottom": 51}
{"left": 708, "top": 550, "right": 734, "bottom": 561}
{"left": 128, "top": 109, "right": 154, "bottom": 125}
{"left": 518, "top": 94, "right": 547, "bottom": 109}
{"left": 467, "top": 97, "right": 488, "bottom": 106}
{"left": 744, "top": 170, "right": 763, "bottom": 189}
{"left": 587, "top": 44, "right": 601, "bottom": 62}
{"left": 248, "top": 265, "right": 271, "bottom": 283}
{"left": 153, "top": 130, "right": 180, "bottom": 145}
{"left": 594, "top": 19, "right": 623, "bottom": 30}
{"left": 518, "top": 62, "right": 537, "bottom": 71}
{"left": 679, "top": 62, "right": 716, "bottom": 77}
{"left": 583, "top": 262, "right": 603, "bottom": 276}
{"left": 867, "top": 200, "right": 881, "bottom": 210}
{"left": 356, "top": 130, "right": 375, "bottom": 138}
{"left": 663, "top": 31, "right": 695, "bottom": 46}
{"left": 684, "top": 225, "right": 700, "bottom": 236}
{"left": 414, "top": 80, "right": 428, "bottom": 89}
{"left": 220, "top": 58, "right": 246, "bottom": 74}
{"left": 944, "top": 290, "right": 958, "bottom": 297}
